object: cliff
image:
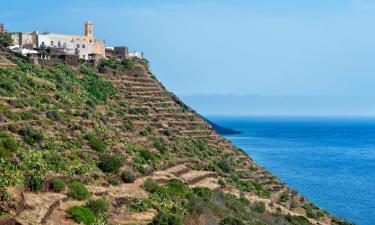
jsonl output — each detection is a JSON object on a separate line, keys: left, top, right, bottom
{"left": 0, "top": 51, "right": 352, "bottom": 225}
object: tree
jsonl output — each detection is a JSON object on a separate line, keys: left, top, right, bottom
{"left": 0, "top": 32, "right": 12, "bottom": 48}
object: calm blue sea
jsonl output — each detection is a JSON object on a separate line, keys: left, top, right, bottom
{"left": 208, "top": 116, "right": 375, "bottom": 225}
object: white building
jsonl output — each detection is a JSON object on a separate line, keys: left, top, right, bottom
{"left": 37, "top": 33, "right": 93, "bottom": 59}
{"left": 9, "top": 46, "right": 38, "bottom": 56}
{"left": 129, "top": 51, "right": 144, "bottom": 59}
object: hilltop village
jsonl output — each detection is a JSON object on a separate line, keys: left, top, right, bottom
{"left": 0, "top": 21, "right": 143, "bottom": 66}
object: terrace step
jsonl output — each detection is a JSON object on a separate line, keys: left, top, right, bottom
{"left": 0, "top": 62, "right": 17, "bottom": 68}
{"left": 0, "top": 120, "right": 41, "bottom": 130}
{"left": 189, "top": 177, "right": 221, "bottom": 191}
{"left": 130, "top": 86, "right": 164, "bottom": 91}
{"left": 179, "top": 171, "right": 218, "bottom": 185}
{"left": 18, "top": 192, "right": 67, "bottom": 225}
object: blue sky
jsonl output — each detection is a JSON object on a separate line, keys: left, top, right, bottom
{"left": 1, "top": 0, "right": 375, "bottom": 115}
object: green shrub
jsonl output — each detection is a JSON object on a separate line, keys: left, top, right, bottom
{"left": 151, "top": 138, "right": 167, "bottom": 154}
{"left": 97, "top": 153, "right": 124, "bottom": 173}
{"left": 161, "top": 129, "right": 172, "bottom": 137}
{"left": 86, "top": 99, "right": 96, "bottom": 108}
{"left": 121, "top": 118, "right": 134, "bottom": 131}
{"left": 7, "top": 124, "right": 17, "bottom": 133}
{"left": 121, "top": 58, "right": 134, "bottom": 70}
{"left": 128, "top": 198, "right": 152, "bottom": 212}
{"left": 306, "top": 209, "right": 317, "bottom": 219}
{"left": 88, "top": 135, "right": 106, "bottom": 152}
{"left": 20, "top": 112, "right": 36, "bottom": 120}
{"left": 67, "top": 205, "right": 96, "bottom": 225}
{"left": 0, "top": 32, "right": 13, "bottom": 48}
{"left": 101, "top": 58, "right": 118, "bottom": 69}
{"left": 49, "top": 178, "right": 65, "bottom": 192}
{"left": 0, "top": 132, "right": 16, "bottom": 151}
{"left": 192, "top": 187, "right": 212, "bottom": 201}
{"left": 187, "top": 195, "right": 205, "bottom": 215}
{"left": 149, "top": 212, "right": 183, "bottom": 225}
{"left": 279, "top": 191, "right": 289, "bottom": 203}
{"left": 218, "top": 178, "right": 226, "bottom": 188}
{"left": 121, "top": 171, "right": 136, "bottom": 183}
{"left": 0, "top": 147, "right": 12, "bottom": 160}
{"left": 140, "top": 148, "right": 156, "bottom": 161}
{"left": 0, "top": 211, "right": 11, "bottom": 218}
{"left": 18, "top": 126, "right": 44, "bottom": 145}
{"left": 285, "top": 214, "right": 310, "bottom": 225}
{"left": 26, "top": 173, "right": 43, "bottom": 192}
{"left": 81, "top": 111, "right": 89, "bottom": 119}
{"left": 1, "top": 190, "right": 10, "bottom": 202}
{"left": 46, "top": 110, "right": 63, "bottom": 122}
{"left": 164, "top": 179, "right": 189, "bottom": 198}
{"left": 85, "top": 198, "right": 109, "bottom": 216}
{"left": 68, "top": 182, "right": 91, "bottom": 200}
{"left": 45, "top": 153, "right": 66, "bottom": 171}
{"left": 109, "top": 178, "right": 120, "bottom": 186}
{"left": 80, "top": 66, "right": 116, "bottom": 103}
{"left": 303, "top": 204, "right": 317, "bottom": 219}
{"left": 219, "top": 217, "right": 245, "bottom": 225}
{"left": 217, "top": 159, "right": 231, "bottom": 173}
{"left": 251, "top": 201, "right": 266, "bottom": 213}
{"left": 128, "top": 108, "right": 148, "bottom": 115}
{"left": 142, "top": 178, "right": 160, "bottom": 193}
{"left": 223, "top": 194, "right": 248, "bottom": 215}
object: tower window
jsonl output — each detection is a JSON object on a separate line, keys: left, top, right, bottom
{"left": 58, "top": 41, "right": 61, "bottom": 47}
{"left": 51, "top": 41, "right": 54, "bottom": 46}
{"left": 77, "top": 44, "right": 80, "bottom": 48}
{"left": 82, "top": 45, "right": 86, "bottom": 49}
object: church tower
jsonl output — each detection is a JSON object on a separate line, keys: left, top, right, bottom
{"left": 85, "top": 21, "right": 93, "bottom": 38}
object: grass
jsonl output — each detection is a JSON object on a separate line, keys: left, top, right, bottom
{"left": 68, "top": 182, "right": 91, "bottom": 200}
{"left": 85, "top": 198, "right": 109, "bottom": 216}
{"left": 67, "top": 206, "right": 96, "bottom": 225}
{"left": 50, "top": 178, "right": 65, "bottom": 193}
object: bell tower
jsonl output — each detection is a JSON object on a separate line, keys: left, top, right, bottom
{"left": 85, "top": 21, "right": 93, "bottom": 38}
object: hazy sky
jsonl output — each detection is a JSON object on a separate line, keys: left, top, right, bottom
{"left": 1, "top": 0, "right": 375, "bottom": 115}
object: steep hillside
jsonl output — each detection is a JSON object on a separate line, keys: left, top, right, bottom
{"left": 0, "top": 50, "right": 351, "bottom": 225}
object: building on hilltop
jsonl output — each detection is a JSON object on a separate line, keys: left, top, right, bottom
{"left": 10, "top": 31, "right": 38, "bottom": 49}
{"left": 36, "top": 21, "right": 105, "bottom": 60}
{"left": 8, "top": 21, "right": 105, "bottom": 60}
{"left": 129, "top": 51, "right": 144, "bottom": 59}
{"left": 4, "top": 20, "right": 144, "bottom": 63}
{"left": 105, "top": 46, "right": 143, "bottom": 60}
{"left": 114, "top": 46, "right": 129, "bottom": 59}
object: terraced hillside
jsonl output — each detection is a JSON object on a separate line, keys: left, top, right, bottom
{"left": 0, "top": 50, "right": 351, "bottom": 225}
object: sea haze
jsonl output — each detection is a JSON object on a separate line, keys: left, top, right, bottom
{"left": 208, "top": 116, "right": 375, "bottom": 225}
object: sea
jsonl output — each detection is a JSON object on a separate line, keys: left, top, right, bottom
{"left": 208, "top": 116, "right": 375, "bottom": 225}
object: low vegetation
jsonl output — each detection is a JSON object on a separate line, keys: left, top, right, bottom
{"left": 67, "top": 206, "right": 96, "bottom": 225}
{"left": 68, "top": 182, "right": 91, "bottom": 200}
{"left": 49, "top": 178, "right": 65, "bottom": 192}
{"left": 0, "top": 52, "right": 349, "bottom": 225}
{"left": 121, "top": 171, "right": 136, "bottom": 183}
